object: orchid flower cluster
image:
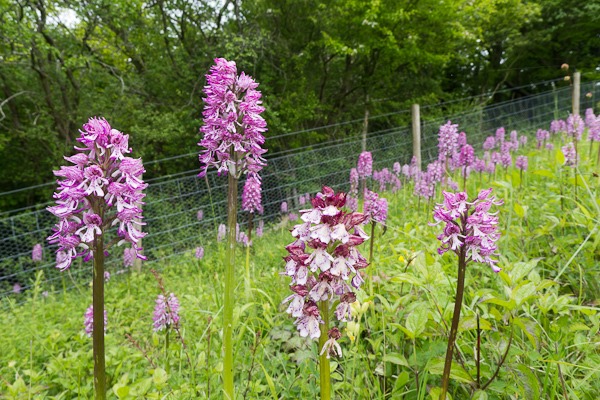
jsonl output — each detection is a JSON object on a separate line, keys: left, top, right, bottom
{"left": 432, "top": 189, "right": 503, "bottom": 272}
{"left": 347, "top": 168, "right": 360, "bottom": 212}
{"left": 198, "top": 58, "right": 267, "bottom": 178}
{"left": 241, "top": 173, "right": 264, "bottom": 214}
{"left": 373, "top": 168, "right": 401, "bottom": 193}
{"left": 47, "top": 117, "right": 147, "bottom": 271}
{"left": 585, "top": 108, "right": 600, "bottom": 142}
{"left": 364, "top": 190, "right": 388, "bottom": 225}
{"left": 562, "top": 142, "right": 578, "bottom": 167}
{"left": 153, "top": 293, "right": 181, "bottom": 331}
{"left": 282, "top": 186, "right": 369, "bottom": 356}
{"left": 356, "top": 151, "right": 373, "bottom": 179}
{"left": 84, "top": 306, "right": 107, "bottom": 337}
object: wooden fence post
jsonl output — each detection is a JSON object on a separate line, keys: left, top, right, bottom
{"left": 412, "top": 104, "right": 421, "bottom": 170}
{"left": 573, "top": 71, "right": 581, "bottom": 116}
{"left": 361, "top": 94, "right": 369, "bottom": 152}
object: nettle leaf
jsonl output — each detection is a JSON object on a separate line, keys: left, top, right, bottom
{"left": 514, "top": 317, "right": 539, "bottom": 347}
{"left": 483, "top": 296, "right": 516, "bottom": 311}
{"left": 383, "top": 352, "right": 409, "bottom": 367}
{"left": 405, "top": 307, "right": 428, "bottom": 338}
{"left": 515, "top": 364, "right": 540, "bottom": 399}
{"left": 426, "top": 359, "right": 473, "bottom": 384}
{"left": 512, "top": 282, "right": 537, "bottom": 307}
{"left": 393, "top": 371, "right": 410, "bottom": 392}
{"left": 152, "top": 368, "right": 168, "bottom": 388}
{"left": 472, "top": 390, "right": 488, "bottom": 400}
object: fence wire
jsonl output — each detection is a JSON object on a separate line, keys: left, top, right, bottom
{"left": 1, "top": 81, "right": 598, "bottom": 302}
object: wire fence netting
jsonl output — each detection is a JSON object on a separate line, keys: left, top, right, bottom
{"left": 1, "top": 80, "right": 599, "bottom": 303}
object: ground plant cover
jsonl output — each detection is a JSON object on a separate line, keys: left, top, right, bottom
{"left": 1, "top": 99, "right": 600, "bottom": 399}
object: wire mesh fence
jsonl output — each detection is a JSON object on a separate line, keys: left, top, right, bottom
{"left": 1, "top": 80, "right": 598, "bottom": 302}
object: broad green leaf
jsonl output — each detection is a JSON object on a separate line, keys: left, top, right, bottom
{"left": 429, "top": 387, "right": 453, "bottom": 400}
{"left": 459, "top": 315, "right": 493, "bottom": 331}
{"left": 152, "top": 368, "right": 167, "bottom": 387}
{"left": 405, "top": 307, "right": 428, "bottom": 337}
{"left": 483, "top": 296, "right": 516, "bottom": 310}
{"left": 569, "top": 322, "right": 590, "bottom": 332}
{"left": 427, "top": 359, "right": 473, "bottom": 383}
{"left": 393, "top": 371, "right": 410, "bottom": 392}
{"left": 555, "top": 149, "right": 565, "bottom": 165}
{"left": 533, "top": 169, "right": 555, "bottom": 178}
{"left": 259, "top": 363, "right": 278, "bottom": 400}
{"left": 514, "top": 202, "right": 525, "bottom": 218}
{"left": 390, "top": 273, "right": 422, "bottom": 286}
{"left": 472, "top": 390, "right": 488, "bottom": 400}
{"left": 383, "top": 352, "right": 409, "bottom": 367}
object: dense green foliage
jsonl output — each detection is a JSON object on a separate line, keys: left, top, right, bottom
{"left": 1, "top": 0, "right": 598, "bottom": 209}
{"left": 1, "top": 128, "right": 600, "bottom": 399}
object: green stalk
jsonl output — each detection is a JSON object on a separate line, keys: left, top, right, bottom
{"left": 223, "top": 171, "right": 238, "bottom": 400}
{"left": 165, "top": 326, "right": 170, "bottom": 373}
{"left": 368, "top": 221, "right": 376, "bottom": 296}
{"left": 318, "top": 301, "right": 331, "bottom": 400}
{"left": 439, "top": 244, "right": 467, "bottom": 400}
{"left": 92, "top": 233, "right": 106, "bottom": 400}
{"left": 245, "top": 213, "right": 253, "bottom": 299}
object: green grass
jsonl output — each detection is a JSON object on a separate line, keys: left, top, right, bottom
{"left": 2, "top": 134, "right": 600, "bottom": 399}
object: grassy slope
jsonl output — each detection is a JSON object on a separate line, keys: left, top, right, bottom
{"left": 1, "top": 134, "right": 600, "bottom": 399}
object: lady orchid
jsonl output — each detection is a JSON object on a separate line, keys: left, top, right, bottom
{"left": 282, "top": 186, "right": 369, "bottom": 398}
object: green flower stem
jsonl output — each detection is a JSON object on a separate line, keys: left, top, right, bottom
{"left": 223, "top": 171, "right": 238, "bottom": 400}
{"left": 245, "top": 213, "right": 253, "bottom": 299}
{"left": 368, "top": 221, "right": 376, "bottom": 296}
{"left": 92, "top": 233, "right": 106, "bottom": 400}
{"left": 165, "top": 326, "right": 170, "bottom": 373}
{"left": 318, "top": 301, "right": 331, "bottom": 400}
{"left": 439, "top": 245, "right": 467, "bottom": 400}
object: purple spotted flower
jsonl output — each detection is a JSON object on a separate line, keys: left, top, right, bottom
{"left": 198, "top": 58, "right": 267, "bottom": 178}
{"left": 195, "top": 247, "right": 205, "bottom": 259}
{"left": 562, "top": 142, "right": 578, "bottom": 167}
{"left": 495, "top": 127, "right": 505, "bottom": 143}
{"left": 197, "top": 210, "right": 204, "bottom": 221}
{"left": 47, "top": 117, "right": 147, "bottom": 271}
{"left": 84, "top": 306, "right": 107, "bottom": 337}
{"left": 241, "top": 173, "right": 264, "bottom": 214}
{"left": 357, "top": 152, "right": 373, "bottom": 179}
{"left": 282, "top": 187, "right": 369, "bottom": 350}
{"left": 567, "top": 114, "right": 584, "bottom": 141}
{"left": 515, "top": 156, "right": 528, "bottom": 171}
{"left": 217, "top": 224, "right": 227, "bottom": 242}
{"left": 550, "top": 119, "right": 567, "bottom": 134}
{"left": 364, "top": 190, "right": 388, "bottom": 224}
{"left": 438, "top": 121, "right": 459, "bottom": 160}
{"left": 153, "top": 293, "right": 181, "bottom": 331}
{"left": 536, "top": 129, "right": 550, "bottom": 149}
{"left": 483, "top": 136, "right": 496, "bottom": 151}
{"left": 123, "top": 247, "right": 136, "bottom": 268}
{"left": 32, "top": 244, "right": 43, "bottom": 262}
{"left": 281, "top": 201, "right": 288, "bottom": 214}
{"left": 458, "top": 144, "right": 475, "bottom": 168}
{"left": 256, "top": 220, "right": 264, "bottom": 238}
{"left": 432, "top": 189, "right": 503, "bottom": 272}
